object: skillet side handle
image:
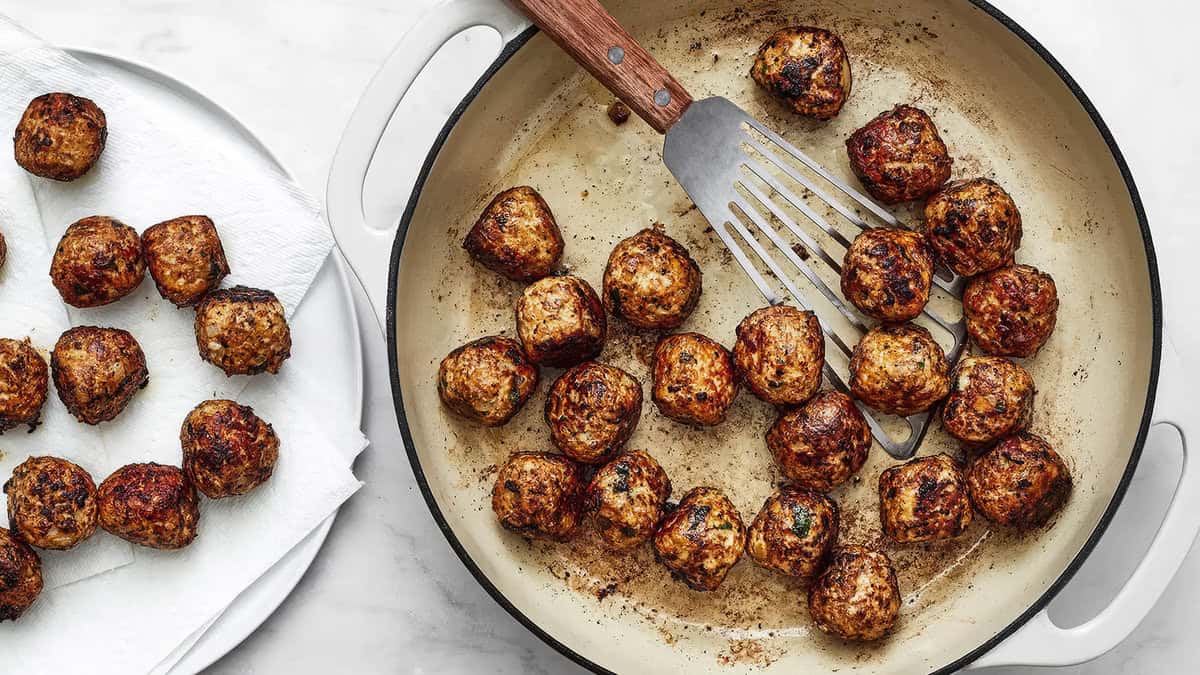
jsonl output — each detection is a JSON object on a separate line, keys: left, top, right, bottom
{"left": 969, "top": 338, "right": 1198, "bottom": 669}
{"left": 325, "top": 0, "right": 530, "bottom": 328}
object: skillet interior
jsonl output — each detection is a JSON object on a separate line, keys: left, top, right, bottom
{"left": 389, "top": 1, "right": 1157, "bottom": 672}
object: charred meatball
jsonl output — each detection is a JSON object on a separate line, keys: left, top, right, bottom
{"left": 0, "top": 338, "right": 49, "bottom": 433}
{"left": 51, "top": 326, "right": 148, "bottom": 425}
{"left": 846, "top": 105, "right": 952, "bottom": 205}
{"left": 0, "top": 528, "right": 41, "bottom": 622}
{"left": 841, "top": 227, "right": 934, "bottom": 322}
{"left": 925, "top": 178, "right": 1022, "bottom": 277}
{"left": 652, "top": 333, "right": 738, "bottom": 426}
{"left": 49, "top": 216, "right": 145, "bottom": 308}
{"left": 652, "top": 487, "right": 746, "bottom": 591}
{"left": 963, "top": 264, "right": 1059, "bottom": 358}
{"left": 545, "top": 362, "right": 641, "bottom": 463}
{"left": 849, "top": 323, "right": 949, "bottom": 416}
{"left": 584, "top": 450, "right": 671, "bottom": 550}
{"left": 195, "top": 286, "right": 291, "bottom": 376}
{"left": 491, "top": 451, "right": 583, "bottom": 541}
{"left": 747, "top": 486, "right": 838, "bottom": 580}
{"left": 603, "top": 228, "right": 702, "bottom": 329}
{"left": 438, "top": 336, "right": 538, "bottom": 427}
{"left": 808, "top": 545, "right": 900, "bottom": 641}
{"left": 766, "top": 391, "right": 871, "bottom": 491}
{"left": 13, "top": 92, "right": 106, "bottom": 181}
{"left": 516, "top": 275, "right": 606, "bottom": 367}
{"left": 967, "top": 432, "right": 1072, "bottom": 528}
{"left": 463, "top": 186, "right": 563, "bottom": 281}
{"left": 942, "top": 356, "right": 1034, "bottom": 448}
{"left": 4, "top": 456, "right": 99, "bottom": 550}
{"left": 733, "top": 305, "right": 824, "bottom": 406}
{"left": 181, "top": 399, "right": 279, "bottom": 498}
{"left": 879, "top": 454, "right": 972, "bottom": 543}
{"left": 97, "top": 463, "right": 199, "bottom": 550}
{"left": 142, "top": 215, "right": 230, "bottom": 306}
{"left": 751, "top": 26, "right": 852, "bottom": 119}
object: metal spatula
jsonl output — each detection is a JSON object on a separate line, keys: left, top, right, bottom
{"left": 510, "top": 0, "right": 967, "bottom": 459}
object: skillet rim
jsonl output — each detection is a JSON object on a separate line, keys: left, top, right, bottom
{"left": 384, "top": 3, "right": 1162, "bottom": 672}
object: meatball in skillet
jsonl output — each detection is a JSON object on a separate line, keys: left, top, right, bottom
{"left": 545, "top": 362, "right": 641, "bottom": 464}
{"left": 846, "top": 105, "right": 952, "bottom": 205}
{"left": 603, "top": 228, "right": 702, "bottom": 330}
{"left": 652, "top": 333, "right": 738, "bottom": 426}
{"left": 766, "top": 390, "right": 871, "bottom": 491}
{"left": 463, "top": 186, "right": 563, "bottom": 281}
{"left": 584, "top": 449, "right": 671, "bottom": 550}
{"left": 808, "top": 545, "right": 900, "bottom": 641}
{"left": 141, "top": 215, "right": 230, "bottom": 306}
{"left": 925, "top": 178, "right": 1022, "bottom": 277}
{"left": 181, "top": 399, "right": 279, "bottom": 498}
{"left": 51, "top": 326, "right": 149, "bottom": 425}
{"left": 13, "top": 92, "right": 106, "bottom": 181}
{"left": 879, "top": 454, "right": 972, "bottom": 543}
{"left": 967, "top": 432, "right": 1072, "bottom": 528}
{"left": 516, "top": 275, "right": 606, "bottom": 367}
{"left": 97, "top": 463, "right": 199, "bottom": 550}
{"left": 0, "top": 337, "right": 49, "bottom": 433}
{"left": 491, "top": 451, "right": 583, "bottom": 542}
{"left": 438, "top": 336, "right": 538, "bottom": 427}
{"left": 652, "top": 487, "right": 746, "bottom": 591}
{"left": 194, "top": 286, "right": 291, "bottom": 376}
{"left": 963, "top": 264, "right": 1059, "bottom": 358}
{"left": 849, "top": 323, "right": 949, "bottom": 416}
{"left": 942, "top": 356, "right": 1034, "bottom": 448}
{"left": 4, "top": 456, "right": 98, "bottom": 550}
{"left": 747, "top": 486, "right": 839, "bottom": 580}
{"left": 733, "top": 305, "right": 824, "bottom": 406}
{"left": 0, "top": 527, "right": 41, "bottom": 622}
{"left": 50, "top": 216, "right": 145, "bottom": 308}
{"left": 751, "top": 26, "right": 852, "bottom": 119}
{"left": 841, "top": 227, "right": 934, "bottom": 322}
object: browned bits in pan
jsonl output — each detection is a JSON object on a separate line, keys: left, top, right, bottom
{"left": 747, "top": 485, "right": 838, "bottom": 580}
{"left": 808, "top": 544, "right": 900, "bottom": 641}
{"left": 733, "top": 305, "right": 824, "bottom": 406}
{"left": 967, "top": 432, "right": 1072, "bottom": 528}
{"left": 13, "top": 92, "right": 106, "bottom": 181}
{"left": 603, "top": 227, "right": 702, "bottom": 330}
{"left": 845, "top": 104, "right": 952, "bottom": 204}
{"left": 849, "top": 323, "right": 949, "bottom": 416}
{"left": 879, "top": 454, "right": 972, "bottom": 543}
{"left": 652, "top": 486, "right": 746, "bottom": 591}
{"left": 766, "top": 390, "right": 871, "bottom": 491}
{"left": 438, "top": 335, "right": 538, "bottom": 427}
{"left": 516, "top": 275, "right": 606, "bottom": 367}
{"left": 0, "top": 337, "right": 49, "bottom": 433}
{"left": 841, "top": 227, "right": 934, "bottom": 322}
{"left": 925, "top": 178, "right": 1022, "bottom": 277}
{"left": 584, "top": 449, "right": 671, "bottom": 551}
{"left": 181, "top": 399, "right": 279, "bottom": 499}
{"left": 942, "top": 356, "right": 1034, "bottom": 448}
{"left": 142, "top": 215, "right": 230, "bottom": 306}
{"left": 652, "top": 332, "right": 738, "bottom": 426}
{"left": 97, "top": 463, "right": 199, "bottom": 550}
{"left": 4, "top": 456, "right": 99, "bottom": 550}
{"left": 49, "top": 216, "right": 145, "bottom": 308}
{"left": 0, "top": 527, "right": 42, "bottom": 622}
{"left": 607, "top": 100, "right": 631, "bottom": 125}
{"left": 492, "top": 451, "right": 584, "bottom": 542}
{"left": 51, "top": 326, "right": 149, "bottom": 425}
{"left": 463, "top": 186, "right": 564, "bottom": 281}
{"left": 963, "top": 264, "right": 1059, "bottom": 357}
{"left": 545, "top": 361, "right": 641, "bottom": 464}
{"left": 194, "top": 286, "right": 291, "bottom": 376}
{"left": 751, "top": 26, "right": 852, "bottom": 119}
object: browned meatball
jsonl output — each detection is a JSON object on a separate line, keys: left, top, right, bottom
{"left": 0, "top": 337, "right": 49, "bottom": 433}
{"left": 438, "top": 336, "right": 538, "bottom": 427}
{"left": 0, "top": 527, "right": 41, "bottom": 622}
{"left": 142, "top": 215, "right": 230, "bottom": 306}
{"left": 967, "top": 432, "right": 1072, "bottom": 528}
{"left": 849, "top": 323, "right": 949, "bottom": 416}
{"left": 879, "top": 454, "right": 972, "bottom": 543}
{"left": 195, "top": 286, "right": 291, "bottom": 376}
{"left": 181, "top": 399, "right": 279, "bottom": 498}
{"left": 491, "top": 451, "right": 583, "bottom": 541}
{"left": 584, "top": 450, "right": 671, "bottom": 550}
{"left": 845, "top": 105, "right": 952, "bottom": 205}
{"left": 942, "top": 356, "right": 1034, "bottom": 448}
{"left": 4, "top": 456, "right": 99, "bottom": 550}
{"left": 51, "top": 326, "right": 149, "bottom": 425}
{"left": 963, "top": 264, "right": 1059, "bottom": 358}
{"left": 49, "top": 216, "right": 145, "bottom": 308}
{"left": 97, "top": 463, "right": 199, "bottom": 550}
{"left": 808, "top": 545, "right": 900, "bottom": 641}
{"left": 652, "top": 333, "right": 738, "bottom": 426}
{"left": 841, "top": 227, "right": 934, "bottom": 322}
{"left": 545, "top": 362, "right": 641, "bottom": 463}
{"left": 516, "top": 275, "right": 606, "bottom": 367}
{"left": 0, "top": 228, "right": 6, "bottom": 271}
{"left": 463, "top": 186, "right": 563, "bottom": 281}
{"left": 751, "top": 26, "right": 852, "bottom": 119}
{"left": 747, "top": 486, "right": 838, "bottom": 580}
{"left": 733, "top": 305, "right": 824, "bottom": 406}
{"left": 13, "top": 92, "right": 106, "bottom": 181}
{"left": 603, "top": 228, "right": 702, "bottom": 329}
{"left": 766, "top": 391, "right": 871, "bottom": 491}
{"left": 925, "top": 178, "right": 1022, "bottom": 277}
{"left": 652, "top": 487, "right": 746, "bottom": 591}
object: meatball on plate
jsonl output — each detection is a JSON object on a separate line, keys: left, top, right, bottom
{"left": 751, "top": 26, "right": 852, "bottom": 119}
{"left": 182, "top": 399, "right": 280, "bottom": 498}
{"left": 4, "top": 456, "right": 99, "bottom": 550}
{"left": 142, "top": 214, "right": 230, "bottom": 306}
{"left": 50, "top": 216, "right": 146, "bottom": 308}
{"left": 51, "top": 326, "right": 149, "bottom": 424}
{"left": 98, "top": 463, "right": 200, "bottom": 550}
{"left": 195, "top": 286, "right": 292, "bottom": 376}
{"left": 0, "top": 337, "right": 49, "bottom": 433}
{"left": 0, "top": 527, "right": 42, "bottom": 622}
{"left": 13, "top": 92, "right": 106, "bottom": 181}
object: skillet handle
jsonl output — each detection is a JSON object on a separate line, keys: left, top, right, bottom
{"left": 968, "top": 337, "right": 1198, "bottom": 669}
{"left": 326, "top": 0, "right": 530, "bottom": 329}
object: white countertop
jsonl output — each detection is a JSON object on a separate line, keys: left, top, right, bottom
{"left": 2, "top": 1, "right": 1195, "bottom": 673}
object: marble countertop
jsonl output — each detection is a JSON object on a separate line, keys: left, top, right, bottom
{"left": 1, "top": 1, "right": 1195, "bottom": 673}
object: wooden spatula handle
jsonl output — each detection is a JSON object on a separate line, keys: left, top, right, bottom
{"left": 508, "top": 0, "right": 693, "bottom": 133}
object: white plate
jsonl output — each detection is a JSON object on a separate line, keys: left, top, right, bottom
{"left": 66, "top": 49, "right": 365, "bottom": 674}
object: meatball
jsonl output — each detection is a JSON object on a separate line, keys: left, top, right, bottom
{"left": 13, "top": 92, "right": 106, "bottom": 181}
{"left": 751, "top": 26, "right": 852, "bottom": 119}
{"left": 51, "top": 326, "right": 149, "bottom": 425}
{"left": 516, "top": 275, "right": 606, "bottom": 367}
{"left": 807, "top": 545, "right": 900, "bottom": 641}
{"left": 733, "top": 305, "right": 824, "bottom": 406}
{"left": 0, "top": 228, "right": 6, "bottom": 271}
{"left": 181, "top": 399, "right": 279, "bottom": 498}
{"left": 766, "top": 391, "right": 871, "bottom": 491}
{"left": 463, "top": 186, "right": 563, "bottom": 281}
{"left": 925, "top": 178, "right": 1022, "bottom": 277}
{"left": 194, "top": 286, "right": 291, "bottom": 376}
{"left": 584, "top": 450, "right": 671, "bottom": 550}
{"left": 652, "top": 487, "right": 746, "bottom": 591}
{"left": 963, "top": 264, "right": 1059, "bottom": 358}
{"left": 0, "top": 528, "right": 41, "bottom": 622}
{"left": 545, "top": 362, "right": 641, "bottom": 463}
{"left": 652, "top": 332, "right": 738, "bottom": 426}
{"left": 747, "top": 486, "right": 839, "bottom": 580}
{"left": 97, "top": 463, "right": 199, "bottom": 550}
{"left": 438, "top": 336, "right": 538, "bottom": 426}
{"left": 491, "top": 451, "right": 583, "bottom": 541}
{"left": 4, "top": 456, "right": 99, "bottom": 550}
{"left": 942, "top": 356, "right": 1034, "bottom": 448}
{"left": 0, "top": 338, "right": 49, "bottom": 433}
{"left": 849, "top": 323, "right": 949, "bottom": 416}
{"left": 49, "top": 216, "right": 146, "bottom": 308}
{"left": 141, "top": 215, "right": 230, "bottom": 306}
{"left": 967, "top": 432, "right": 1072, "bottom": 528}
{"left": 879, "top": 454, "right": 972, "bottom": 543}
{"left": 841, "top": 227, "right": 934, "bottom": 322}
{"left": 603, "top": 228, "right": 702, "bottom": 329}
{"left": 845, "top": 105, "right": 952, "bottom": 205}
